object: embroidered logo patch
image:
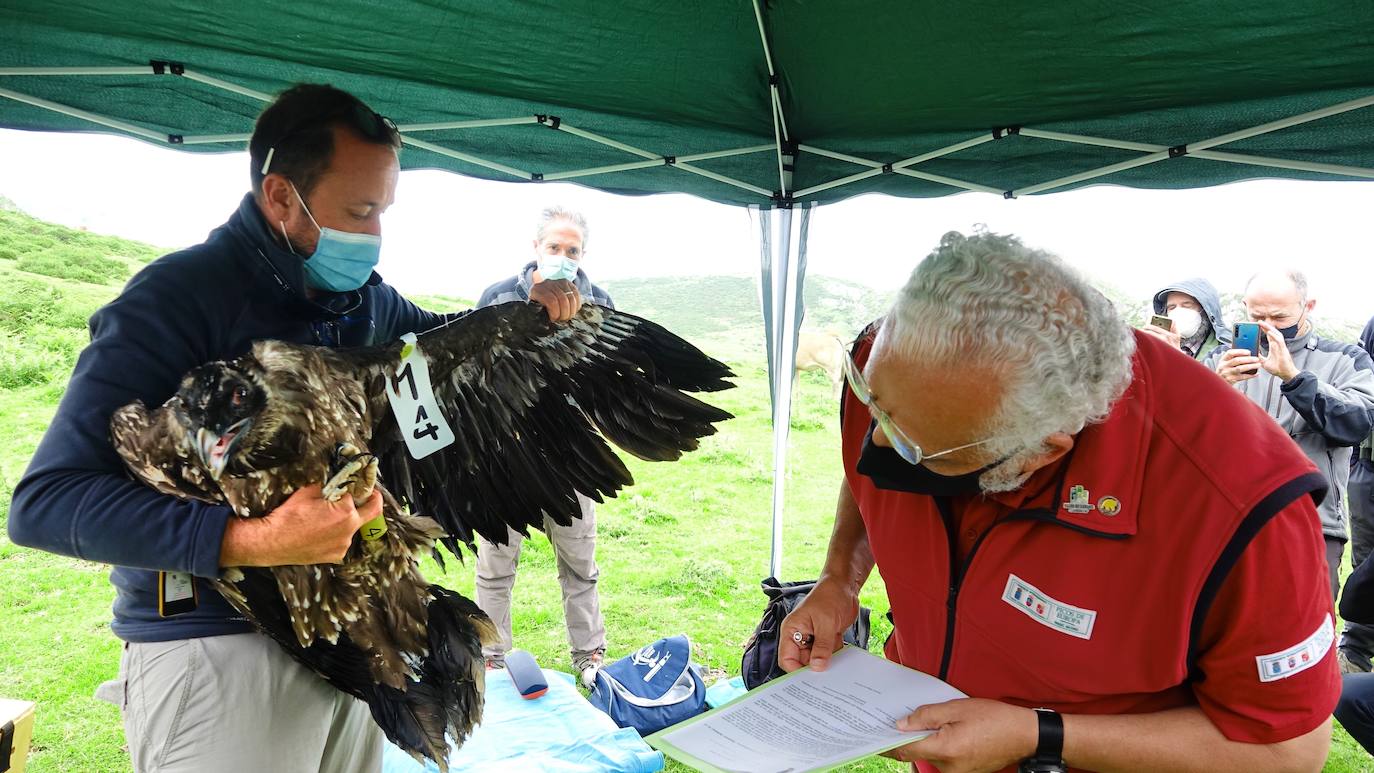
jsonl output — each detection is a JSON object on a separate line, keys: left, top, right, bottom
{"left": 1002, "top": 574, "right": 1097, "bottom": 640}
{"left": 1063, "top": 484, "right": 1095, "bottom": 514}
{"left": 1256, "top": 614, "right": 1334, "bottom": 683}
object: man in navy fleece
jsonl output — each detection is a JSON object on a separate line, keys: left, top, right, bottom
{"left": 7, "top": 84, "right": 579, "bottom": 772}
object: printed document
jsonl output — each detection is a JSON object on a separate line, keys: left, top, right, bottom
{"left": 647, "top": 646, "right": 966, "bottom": 773}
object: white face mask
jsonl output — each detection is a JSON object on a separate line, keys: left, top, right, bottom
{"left": 1167, "top": 307, "right": 1204, "bottom": 339}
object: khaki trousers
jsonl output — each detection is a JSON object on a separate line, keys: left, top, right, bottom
{"left": 474, "top": 492, "right": 606, "bottom": 659}
{"left": 97, "top": 632, "right": 383, "bottom": 773}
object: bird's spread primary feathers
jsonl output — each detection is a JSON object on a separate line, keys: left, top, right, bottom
{"left": 109, "top": 302, "right": 734, "bottom": 769}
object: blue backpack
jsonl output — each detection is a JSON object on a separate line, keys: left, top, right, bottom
{"left": 587, "top": 635, "right": 706, "bottom": 735}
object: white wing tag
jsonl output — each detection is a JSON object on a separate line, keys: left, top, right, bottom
{"left": 385, "top": 332, "right": 455, "bottom": 459}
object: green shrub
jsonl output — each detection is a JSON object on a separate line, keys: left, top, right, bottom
{"left": 0, "top": 278, "right": 62, "bottom": 332}
{"left": 16, "top": 244, "right": 129, "bottom": 285}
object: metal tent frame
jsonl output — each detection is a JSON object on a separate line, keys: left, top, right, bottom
{"left": 5, "top": 31, "right": 1374, "bottom": 578}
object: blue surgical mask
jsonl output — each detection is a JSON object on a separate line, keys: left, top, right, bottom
{"left": 282, "top": 183, "right": 382, "bottom": 292}
{"left": 538, "top": 255, "right": 579, "bottom": 282}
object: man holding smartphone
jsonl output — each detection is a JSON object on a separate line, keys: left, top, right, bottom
{"left": 1207, "top": 269, "right": 1374, "bottom": 599}
{"left": 1141, "top": 278, "right": 1229, "bottom": 360}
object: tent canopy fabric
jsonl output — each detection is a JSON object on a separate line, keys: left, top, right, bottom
{"left": 4, "top": 1, "right": 1374, "bottom": 207}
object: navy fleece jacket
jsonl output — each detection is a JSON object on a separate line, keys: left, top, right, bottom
{"left": 7, "top": 193, "right": 446, "bottom": 641}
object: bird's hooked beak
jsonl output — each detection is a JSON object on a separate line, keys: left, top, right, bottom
{"left": 197, "top": 418, "right": 253, "bottom": 480}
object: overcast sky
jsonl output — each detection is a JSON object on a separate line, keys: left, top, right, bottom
{"left": 3, "top": 127, "right": 1372, "bottom": 325}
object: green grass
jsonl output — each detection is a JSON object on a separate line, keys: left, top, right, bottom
{"left": 0, "top": 206, "right": 1370, "bottom": 772}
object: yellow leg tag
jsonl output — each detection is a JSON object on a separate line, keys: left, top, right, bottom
{"left": 360, "top": 514, "right": 388, "bottom": 541}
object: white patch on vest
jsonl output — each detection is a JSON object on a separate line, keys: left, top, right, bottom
{"left": 1001, "top": 574, "right": 1097, "bottom": 640}
{"left": 1255, "top": 614, "right": 1334, "bottom": 683}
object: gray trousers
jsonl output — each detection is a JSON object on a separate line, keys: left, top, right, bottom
{"left": 1343, "top": 458, "right": 1374, "bottom": 668}
{"left": 97, "top": 632, "right": 382, "bottom": 773}
{"left": 474, "top": 492, "right": 606, "bottom": 659}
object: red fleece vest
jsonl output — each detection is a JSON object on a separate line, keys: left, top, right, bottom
{"left": 843, "top": 329, "right": 1338, "bottom": 766}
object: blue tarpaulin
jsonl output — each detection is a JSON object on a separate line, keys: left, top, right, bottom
{"left": 381, "top": 669, "right": 664, "bottom": 773}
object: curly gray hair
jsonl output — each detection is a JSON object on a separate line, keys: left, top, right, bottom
{"left": 881, "top": 231, "right": 1136, "bottom": 492}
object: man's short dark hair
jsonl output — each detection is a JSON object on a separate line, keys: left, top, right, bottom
{"left": 249, "top": 84, "right": 401, "bottom": 197}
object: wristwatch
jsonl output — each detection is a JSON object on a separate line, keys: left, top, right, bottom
{"left": 1018, "top": 708, "right": 1067, "bottom": 773}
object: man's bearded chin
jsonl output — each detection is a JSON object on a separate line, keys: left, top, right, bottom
{"left": 279, "top": 216, "right": 318, "bottom": 258}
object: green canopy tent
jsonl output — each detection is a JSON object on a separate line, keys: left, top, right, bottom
{"left": 5, "top": 1, "right": 1374, "bottom": 577}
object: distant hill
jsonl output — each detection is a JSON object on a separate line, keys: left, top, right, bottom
{"left": 600, "top": 275, "right": 893, "bottom": 341}
{"left": 0, "top": 195, "right": 20, "bottom": 213}
{"left": 0, "top": 205, "right": 163, "bottom": 285}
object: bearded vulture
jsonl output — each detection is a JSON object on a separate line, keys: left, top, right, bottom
{"left": 109, "top": 301, "right": 734, "bottom": 770}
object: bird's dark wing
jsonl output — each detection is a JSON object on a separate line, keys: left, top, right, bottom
{"left": 110, "top": 398, "right": 223, "bottom": 504}
{"left": 349, "top": 302, "right": 734, "bottom": 555}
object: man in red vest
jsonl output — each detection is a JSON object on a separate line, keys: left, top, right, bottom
{"left": 780, "top": 231, "right": 1337, "bottom": 772}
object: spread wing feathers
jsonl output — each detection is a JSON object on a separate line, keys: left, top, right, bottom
{"left": 218, "top": 570, "right": 492, "bottom": 771}
{"left": 110, "top": 399, "right": 222, "bottom": 504}
{"left": 355, "top": 302, "right": 735, "bottom": 553}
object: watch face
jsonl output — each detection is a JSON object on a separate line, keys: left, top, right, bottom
{"left": 1019, "top": 763, "right": 1068, "bottom": 773}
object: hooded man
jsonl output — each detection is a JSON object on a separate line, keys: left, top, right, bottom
{"left": 1143, "top": 278, "right": 1230, "bottom": 360}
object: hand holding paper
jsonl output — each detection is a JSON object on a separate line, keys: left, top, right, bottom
{"left": 649, "top": 646, "right": 966, "bottom": 773}
{"left": 884, "top": 697, "right": 1039, "bottom": 773}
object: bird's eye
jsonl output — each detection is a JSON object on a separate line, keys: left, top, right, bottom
{"left": 231, "top": 385, "right": 249, "bottom": 406}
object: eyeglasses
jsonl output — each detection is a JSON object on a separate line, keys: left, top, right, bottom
{"left": 841, "top": 350, "right": 994, "bottom": 466}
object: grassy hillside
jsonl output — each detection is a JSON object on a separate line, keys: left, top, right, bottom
{"left": 0, "top": 206, "right": 1368, "bottom": 773}
{"left": 601, "top": 275, "right": 893, "bottom": 343}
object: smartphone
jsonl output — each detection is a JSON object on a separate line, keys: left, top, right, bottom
{"left": 1149, "top": 314, "right": 1174, "bottom": 332}
{"left": 1233, "top": 322, "right": 1263, "bottom": 356}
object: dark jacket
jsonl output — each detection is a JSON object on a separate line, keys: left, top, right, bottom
{"left": 7, "top": 193, "right": 446, "bottom": 642}
{"left": 1204, "top": 328, "right": 1374, "bottom": 541}
{"left": 477, "top": 261, "right": 614, "bottom": 310}
{"left": 1153, "top": 277, "right": 1231, "bottom": 360}
{"left": 1343, "top": 548, "right": 1374, "bottom": 626}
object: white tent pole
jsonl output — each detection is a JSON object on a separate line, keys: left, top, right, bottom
{"left": 1012, "top": 151, "right": 1172, "bottom": 196}
{"left": 1013, "top": 92, "right": 1374, "bottom": 196}
{"left": 751, "top": 0, "right": 790, "bottom": 196}
{"left": 771, "top": 88, "right": 791, "bottom": 146}
{"left": 1189, "top": 93, "right": 1374, "bottom": 153}
{"left": 179, "top": 70, "right": 271, "bottom": 102}
{"left": 769, "top": 82, "right": 788, "bottom": 195}
{"left": 798, "top": 144, "right": 882, "bottom": 168}
{"left": 1018, "top": 128, "right": 1161, "bottom": 152}
{"left": 0, "top": 85, "right": 168, "bottom": 142}
{"left": 398, "top": 135, "right": 533, "bottom": 179}
{"left": 397, "top": 117, "right": 539, "bottom": 132}
{"left": 675, "top": 144, "right": 775, "bottom": 163}
{"left": 793, "top": 136, "right": 1000, "bottom": 198}
{"left": 768, "top": 206, "right": 795, "bottom": 579}
{"left": 793, "top": 168, "right": 884, "bottom": 198}
{"left": 0, "top": 66, "right": 150, "bottom": 76}
{"left": 540, "top": 158, "right": 667, "bottom": 181}
{"left": 674, "top": 162, "right": 774, "bottom": 197}
{"left": 892, "top": 167, "right": 1005, "bottom": 195}
{"left": 1190, "top": 150, "right": 1374, "bottom": 179}
{"left": 889, "top": 135, "right": 995, "bottom": 170}
{"left": 1021, "top": 127, "right": 1374, "bottom": 179}
{"left": 554, "top": 122, "right": 658, "bottom": 159}
{"left": 180, "top": 133, "right": 252, "bottom": 145}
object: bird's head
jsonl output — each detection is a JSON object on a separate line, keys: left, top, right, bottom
{"left": 175, "top": 361, "right": 268, "bottom": 480}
